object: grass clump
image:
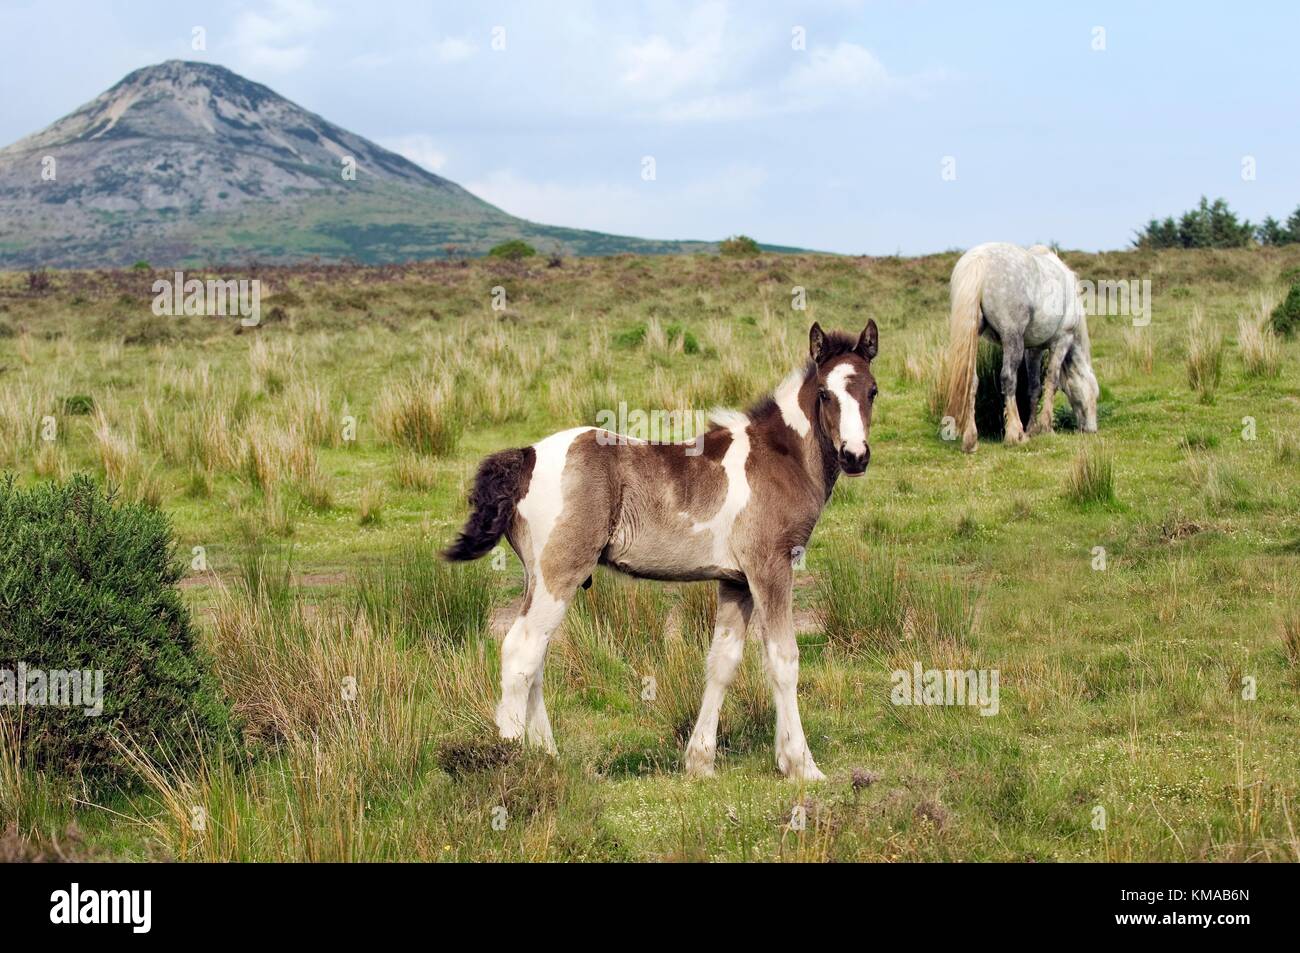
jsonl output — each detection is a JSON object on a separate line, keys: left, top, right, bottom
{"left": 374, "top": 378, "right": 461, "bottom": 456}
{"left": 814, "top": 543, "right": 976, "bottom": 656}
{"left": 1064, "top": 440, "right": 1116, "bottom": 506}
{"left": 357, "top": 544, "right": 494, "bottom": 646}
{"left": 1186, "top": 306, "right": 1224, "bottom": 402}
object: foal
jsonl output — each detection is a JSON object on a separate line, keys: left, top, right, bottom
{"left": 445, "top": 322, "right": 879, "bottom": 781}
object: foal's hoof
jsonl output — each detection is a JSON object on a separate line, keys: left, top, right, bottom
{"left": 1005, "top": 430, "right": 1028, "bottom": 446}
{"left": 1027, "top": 421, "right": 1053, "bottom": 438}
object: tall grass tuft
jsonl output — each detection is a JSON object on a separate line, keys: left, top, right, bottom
{"left": 393, "top": 452, "right": 438, "bottom": 491}
{"left": 1064, "top": 439, "right": 1116, "bottom": 506}
{"left": 375, "top": 377, "right": 462, "bottom": 456}
{"left": 357, "top": 544, "right": 494, "bottom": 646}
{"left": 1122, "top": 327, "right": 1154, "bottom": 376}
{"left": 814, "top": 543, "right": 976, "bottom": 656}
{"left": 1186, "top": 306, "right": 1223, "bottom": 402}
{"left": 1238, "top": 292, "right": 1282, "bottom": 378}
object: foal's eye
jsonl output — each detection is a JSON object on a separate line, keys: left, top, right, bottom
{"left": 869, "top": 385, "right": 879, "bottom": 400}
{"left": 818, "top": 389, "right": 829, "bottom": 402}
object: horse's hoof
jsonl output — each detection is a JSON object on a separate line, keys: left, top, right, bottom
{"left": 785, "top": 765, "right": 827, "bottom": 783}
{"left": 684, "top": 743, "right": 717, "bottom": 778}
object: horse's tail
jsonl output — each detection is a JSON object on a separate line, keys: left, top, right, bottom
{"left": 942, "top": 251, "right": 986, "bottom": 452}
{"left": 442, "top": 447, "right": 535, "bottom": 561}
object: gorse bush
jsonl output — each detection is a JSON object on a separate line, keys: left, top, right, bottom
{"left": 1270, "top": 282, "right": 1300, "bottom": 337}
{"left": 719, "top": 235, "right": 761, "bottom": 257}
{"left": 973, "top": 340, "right": 1031, "bottom": 438}
{"left": 0, "top": 475, "right": 234, "bottom": 789}
{"left": 488, "top": 239, "right": 536, "bottom": 261}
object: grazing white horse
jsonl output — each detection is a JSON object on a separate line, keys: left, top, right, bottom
{"left": 445, "top": 323, "right": 881, "bottom": 781}
{"left": 943, "top": 242, "right": 1099, "bottom": 452}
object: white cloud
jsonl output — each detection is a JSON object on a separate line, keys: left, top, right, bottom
{"left": 231, "top": 0, "right": 330, "bottom": 73}
{"left": 431, "top": 37, "right": 476, "bottom": 64}
{"left": 464, "top": 164, "right": 766, "bottom": 237}
{"left": 378, "top": 134, "right": 448, "bottom": 172}
{"left": 784, "top": 42, "right": 894, "bottom": 95}
{"left": 616, "top": 1, "right": 730, "bottom": 102}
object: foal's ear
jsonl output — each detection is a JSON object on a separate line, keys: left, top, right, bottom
{"left": 856, "top": 320, "right": 879, "bottom": 361}
{"left": 809, "top": 322, "right": 827, "bottom": 362}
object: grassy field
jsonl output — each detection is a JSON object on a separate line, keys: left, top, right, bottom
{"left": 2, "top": 246, "right": 1299, "bottom": 862}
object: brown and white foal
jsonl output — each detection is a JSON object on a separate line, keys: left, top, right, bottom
{"left": 445, "top": 322, "right": 879, "bottom": 781}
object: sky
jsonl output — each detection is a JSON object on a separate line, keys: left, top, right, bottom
{"left": 1, "top": 0, "right": 1297, "bottom": 255}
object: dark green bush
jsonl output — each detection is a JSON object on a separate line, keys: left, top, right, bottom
{"left": 719, "top": 235, "right": 760, "bottom": 257}
{"left": 1270, "top": 282, "right": 1300, "bottom": 337}
{"left": 974, "top": 341, "right": 1031, "bottom": 438}
{"left": 0, "top": 475, "right": 234, "bottom": 788}
{"left": 61, "top": 394, "right": 95, "bottom": 416}
{"left": 487, "top": 239, "right": 536, "bottom": 261}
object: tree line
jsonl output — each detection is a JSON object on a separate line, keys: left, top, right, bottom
{"left": 1134, "top": 196, "right": 1300, "bottom": 249}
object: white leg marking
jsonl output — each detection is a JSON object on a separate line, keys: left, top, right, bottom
{"left": 684, "top": 623, "right": 746, "bottom": 777}
{"left": 763, "top": 638, "right": 825, "bottom": 782}
{"left": 497, "top": 588, "right": 566, "bottom": 743}
{"left": 498, "top": 427, "right": 593, "bottom": 749}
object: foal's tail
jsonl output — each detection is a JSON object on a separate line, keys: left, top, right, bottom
{"left": 442, "top": 447, "right": 535, "bottom": 561}
{"left": 942, "top": 251, "right": 987, "bottom": 452}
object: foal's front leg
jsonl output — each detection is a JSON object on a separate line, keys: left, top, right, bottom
{"left": 750, "top": 560, "right": 825, "bottom": 782}
{"left": 684, "top": 580, "right": 754, "bottom": 778}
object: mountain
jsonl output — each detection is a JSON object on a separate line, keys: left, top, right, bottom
{"left": 0, "top": 60, "right": 738, "bottom": 268}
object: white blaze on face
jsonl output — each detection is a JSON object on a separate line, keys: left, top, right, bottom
{"left": 825, "top": 363, "right": 866, "bottom": 455}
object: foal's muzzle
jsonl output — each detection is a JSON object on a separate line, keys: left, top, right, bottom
{"left": 839, "top": 445, "right": 870, "bottom": 476}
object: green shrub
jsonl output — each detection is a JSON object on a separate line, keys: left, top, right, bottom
{"left": 719, "top": 235, "right": 761, "bottom": 257}
{"left": 61, "top": 394, "right": 95, "bottom": 416}
{"left": 488, "top": 239, "right": 536, "bottom": 261}
{"left": 1270, "top": 282, "right": 1300, "bottom": 337}
{"left": 0, "top": 475, "right": 234, "bottom": 789}
{"left": 974, "top": 341, "right": 1031, "bottom": 439}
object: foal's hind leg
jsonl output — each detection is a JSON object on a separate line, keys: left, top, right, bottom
{"left": 497, "top": 516, "right": 605, "bottom": 751}
{"left": 497, "top": 584, "right": 570, "bottom": 748}
{"left": 684, "top": 580, "right": 754, "bottom": 778}
{"left": 999, "top": 335, "right": 1028, "bottom": 445}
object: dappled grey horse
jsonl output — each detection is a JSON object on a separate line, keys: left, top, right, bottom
{"left": 943, "top": 242, "right": 1099, "bottom": 452}
{"left": 445, "top": 323, "right": 880, "bottom": 781}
